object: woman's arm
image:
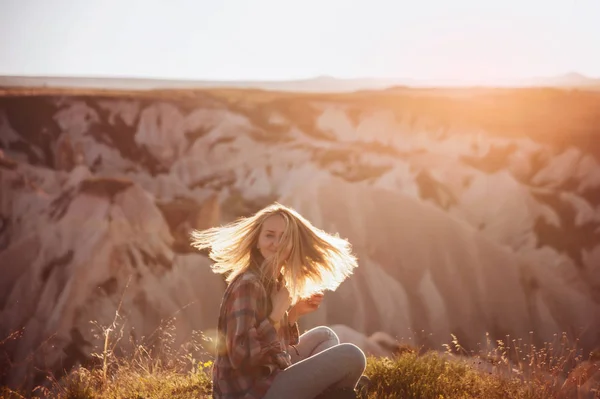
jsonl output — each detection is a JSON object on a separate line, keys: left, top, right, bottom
{"left": 225, "top": 278, "right": 282, "bottom": 369}
{"left": 285, "top": 312, "right": 300, "bottom": 346}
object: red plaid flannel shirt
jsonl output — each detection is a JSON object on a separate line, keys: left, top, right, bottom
{"left": 212, "top": 270, "right": 300, "bottom": 399}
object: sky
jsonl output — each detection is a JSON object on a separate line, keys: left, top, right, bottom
{"left": 1, "top": 0, "right": 599, "bottom": 83}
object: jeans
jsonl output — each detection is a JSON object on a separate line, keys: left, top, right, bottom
{"left": 263, "top": 326, "right": 367, "bottom": 399}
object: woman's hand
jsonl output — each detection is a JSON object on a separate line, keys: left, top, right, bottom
{"left": 269, "top": 284, "right": 292, "bottom": 323}
{"left": 288, "top": 293, "right": 324, "bottom": 324}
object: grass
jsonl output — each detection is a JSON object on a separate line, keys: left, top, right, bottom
{"left": 0, "top": 351, "right": 569, "bottom": 399}
{"left": 1, "top": 296, "right": 598, "bottom": 399}
{"left": 1, "top": 363, "right": 213, "bottom": 399}
{"left": 366, "top": 352, "right": 547, "bottom": 399}
{"left": 2, "top": 327, "right": 599, "bottom": 399}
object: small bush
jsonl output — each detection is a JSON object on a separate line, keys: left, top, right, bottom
{"left": 365, "top": 351, "right": 549, "bottom": 399}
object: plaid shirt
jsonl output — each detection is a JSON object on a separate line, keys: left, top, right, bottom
{"left": 212, "top": 270, "right": 300, "bottom": 399}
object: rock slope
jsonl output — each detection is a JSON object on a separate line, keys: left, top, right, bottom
{"left": 1, "top": 87, "right": 600, "bottom": 388}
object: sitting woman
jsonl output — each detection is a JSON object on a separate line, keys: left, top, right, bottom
{"left": 191, "top": 203, "right": 367, "bottom": 399}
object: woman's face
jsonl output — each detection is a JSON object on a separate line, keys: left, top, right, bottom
{"left": 257, "top": 214, "right": 291, "bottom": 263}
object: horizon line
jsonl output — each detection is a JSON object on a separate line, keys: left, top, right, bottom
{"left": 1, "top": 71, "right": 599, "bottom": 83}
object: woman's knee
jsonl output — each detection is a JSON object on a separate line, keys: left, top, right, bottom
{"left": 307, "top": 326, "right": 340, "bottom": 345}
{"left": 335, "top": 343, "right": 367, "bottom": 373}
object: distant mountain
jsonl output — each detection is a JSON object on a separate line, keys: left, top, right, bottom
{"left": 0, "top": 72, "right": 599, "bottom": 92}
{"left": 0, "top": 74, "right": 415, "bottom": 92}
{"left": 517, "top": 72, "right": 600, "bottom": 88}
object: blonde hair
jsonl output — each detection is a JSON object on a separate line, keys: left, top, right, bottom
{"left": 190, "top": 202, "right": 358, "bottom": 302}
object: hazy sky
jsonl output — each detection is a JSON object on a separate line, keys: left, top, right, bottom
{"left": 1, "top": 0, "right": 599, "bottom": 82}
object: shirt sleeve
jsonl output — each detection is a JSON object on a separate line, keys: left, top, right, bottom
{"left": 225, "top": 278, "right": 282, "bottom": 369}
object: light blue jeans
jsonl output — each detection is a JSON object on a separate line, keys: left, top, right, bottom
{"left": 263, "top": 326, "right": 367, "bottom": 399}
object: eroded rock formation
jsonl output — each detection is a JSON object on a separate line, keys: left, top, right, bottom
{"left": 1, "top": 88, "right": 600, "bottom": 389}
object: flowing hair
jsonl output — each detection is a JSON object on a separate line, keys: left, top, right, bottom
{"left": 190, "top": 202, "right": 358, "bottom": 302}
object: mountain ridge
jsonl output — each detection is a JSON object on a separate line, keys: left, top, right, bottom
{"left": 1, "top": 72, "right": 599, "bottom": 92}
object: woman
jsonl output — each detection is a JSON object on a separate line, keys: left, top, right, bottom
{"left": 191, "top": 203, "right": 368, "bottom": 399}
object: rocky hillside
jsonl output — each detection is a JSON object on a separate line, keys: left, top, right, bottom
{"left": 1, "top": 87, "right": 600, "bottom": 389}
